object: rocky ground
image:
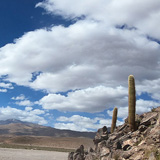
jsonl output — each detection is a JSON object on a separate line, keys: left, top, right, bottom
{"left": 68, "top": 107, "right": 160, "bottom": 160}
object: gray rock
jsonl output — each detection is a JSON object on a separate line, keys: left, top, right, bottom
{"left": 138, "top": 125, "right": 147, "bottom": 132}
{"left": 149, "top": 152, "right": 156, "bottom": 160}
{"left": 68, "top": 152, "right": 74, "bottom": 160}
{"left": 68, "top": 145, "right": 85, "bottom": 160}
{"left": 85, "top": 153, "right": 97, "bottom": 160}
{"left": 100, "top": 147, "right": 110, "bottom": 157}
{"left": 140, "top": 112, "right": 158, "bottom": 126}
{"left": 93, "top": 126, "right": 108, "bottom": 145}
{"left": 113, "top": 141, "right": 122, "bottom": 149}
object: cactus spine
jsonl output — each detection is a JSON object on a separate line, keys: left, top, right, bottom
{"left": 111, "top": 107, "right": 118, "bottom": 133}
{"left": 128, "top": 75, "right": 136, "bottom": 131}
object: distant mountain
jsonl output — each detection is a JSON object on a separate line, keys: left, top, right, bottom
{"left": 0, "top": 119, "right": 27, "bottom": 125}
{"left": 0, "top": 119, "right": 95, "bottom": 139}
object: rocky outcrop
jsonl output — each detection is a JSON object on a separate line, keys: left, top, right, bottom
{"left": 68, "top": 107, "right": 160, "bottom": 160}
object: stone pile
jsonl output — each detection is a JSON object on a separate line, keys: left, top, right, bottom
{"left": 68, "top": 107, "right": 160, "bottom": 160}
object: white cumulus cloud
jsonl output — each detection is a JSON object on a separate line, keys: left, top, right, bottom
{"left": 12, "top": 94, "right": 26, "bottom": 100}
{"left": 0, "top": 0, "right": 159, "bottom": 116}
{"left": 107, "top": 99, "right": 160, "bottom": 119}
{"left": 55, "top": 115, "right": 123, "bottom": 131}
{"left": 12, "top": 94, "right": 34, "bottom": 107}
{"left": 37, "top": 0, "right": 160, "bottom": 39}
{"left": 0, "top": 106, "right": 47, "bottom": 125}
{"left": 0, "top": 82, "right": 14, "bottom": 92}
{"left": 38, "top": 86, "right": 128, "bottom": 112}
{"left": 0, "top": 89, "right": 7, "bottom": 93}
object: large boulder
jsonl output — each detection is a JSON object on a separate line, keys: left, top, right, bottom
{"left": 93, "top": 126, "right": 108, "bottom": 145}
{"left": 68, "top": 145, "right": 85, "bottom": 160}
{"left": 140, "top": 112, "right": 158, "bottom": 126}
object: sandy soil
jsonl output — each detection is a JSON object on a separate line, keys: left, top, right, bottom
{"left": 0, "top": 148, "right": 68, "bottom": 160}
{"left": 0, "top": 136, "right": 94, "bottom": 149}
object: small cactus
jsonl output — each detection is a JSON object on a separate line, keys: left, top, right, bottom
{"left": 111, "top": 107, "right": 118, "bottom": 133}
{"left": 128, "top": 75, "right": 136, "bottom": 131}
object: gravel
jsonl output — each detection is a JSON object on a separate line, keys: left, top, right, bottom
{"left": 0, "top": 148, "right": 68, "bottom": 160}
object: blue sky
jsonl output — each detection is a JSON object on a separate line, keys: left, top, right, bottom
{"left": 0, "top": 0, "right": 160, "bottom": 132}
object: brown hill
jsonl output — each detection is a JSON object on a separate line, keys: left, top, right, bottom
{"left": 0, "top": 119, "right": 95, "bottom": 138}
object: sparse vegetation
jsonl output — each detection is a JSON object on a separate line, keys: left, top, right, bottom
{"left": 151, "top": 107, "right": 156, "bottom": 112}
{"left": 0, "top": 143, "right": 75, "bottom": 152}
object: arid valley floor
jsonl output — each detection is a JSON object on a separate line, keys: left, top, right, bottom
{"left": 0, "top": 136, "right": 94, "bottom": 160}
{"left": 0, "top": 148, "right": 68, "bottom": 160}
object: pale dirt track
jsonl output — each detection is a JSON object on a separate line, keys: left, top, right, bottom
{"left": 0, "top": 148, "right": 68, "bottom": 160}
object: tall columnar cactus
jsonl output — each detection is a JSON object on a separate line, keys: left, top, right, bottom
{"left": 111, "top": 107, "right": 118, "bottom": 133}
{"left": 128, "top": 75, "right": 136, "bottom": 131}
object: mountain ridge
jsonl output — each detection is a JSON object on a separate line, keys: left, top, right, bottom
{"left": 0, "top": 119, "right": 95, "bottom": 138}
